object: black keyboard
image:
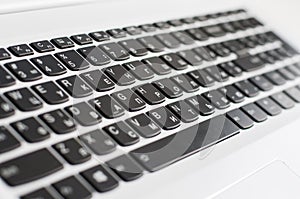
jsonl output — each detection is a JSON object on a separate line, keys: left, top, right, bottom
{"left": 1, "top": 8, "right": 300, "bottom": 198}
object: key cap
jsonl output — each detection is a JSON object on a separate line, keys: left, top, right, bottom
{"left": 65, "top": 102, "right": 102, "bottom": 126}
{"left": 171, "top": 31, "right": 195, "bottom": 45}
{"left": 80, "top": 70, "right": 115, "bottom": 92}
{"left": 106, "top": 155, "right": 143, "bottom": 181}
{"left": 119, "top": 39, "right": 148, "bottom": 57}
{"left": 30, "top": 40, "right": 55, "bottom": 53}
{"left": 285, "top": 87, "right": 300, "bottom": 103}
{"left": 99, "top": 43, "right": 130, "bottom": 61}
{"left": 202, "top": 90, "right": 231, "bottom": 109}
{"left": 187, "top": 69, "right": 215, "bottom": 87}
{"left": 111, "top": 89, "right": 146, "bottom": 112}
{"left": 219, "top": 85, "right": 245, "bottom": 103}
{"left": 0, "top": 96, "right": 15, "bottom": 119}
{"left": 278, "top": 67, "right": 296, "bottom": 81}
{"left": 241, "top": 103, "right": 268, "bottom": 123}
{"left": 271, "top": 92, "right": 295, "bottom": 109}
{"left": 185, "top": 95, "right": 215, "bottom": 116}
{"left": 137, "top": 36, "right": 165, "bottom": 52}
{"left": 0, "top": 126, "right": 20, "bottom": 154}
{"left": 202, "top": 25, "right": 226, "bottom": 37}
{"left": 249, "top": 75, "right": 273, "bottom": 91}
{"left": 221, "top": 23, "right": 237, "bottom": 33}
{"left": 155, "top": 33, "right": 180, "bottom": 49}
{"left": 287, "top": 64, "right": 300, "bottom": 77}
{"left": 89, "top": 31, "right": 110, "bottom": 42}
{"left": 218, "top": 62, "right": 242, "bottom": 77}
{"left": 223, "top": 40, "right": 248, "bottom": 56}
{"left": 57, "top": 75, "right": 93, "bottom": 98}
{"left": 0, "top": 149, "right": 63, "bottom": 186}
{"left": 0, "top": 66, "right": 15, "bottom": 88}
{"left": 153, "top": 78, "right": 183, "bottom": 99}
{"left": 123, "top": 61, "right": 155, "bottom": 80}
{"left": 90, "top": 95, "right": 125, "bottom": 119}
{"left": 205, "top": 66, "right": 229, "bottom": 82}
{"left": 5, "top": 88, "right": 43, "bottom": 112}
{"left": 8, "top": 44, "right": 34, "bottom": 57}
{"left": 154, "top": 21, "right": 171, "bottom": 29}
{"left": 53, "top": 139, "right": 91, "bottom": 165}
{"left": 103, "top": 122, "right": 139, "bottom": 146}
{"left": 71, "top": 34, "right": 93, "bottom": 45}
{"left": 53, "top": 176, "right": 92, "bottom": 199}
{"left": 138, "top": 24, "right": 156, "bottom": 32}
{"left": 208, "top": 43, "right": 231, "bottom": 57}
{"left": 167, "top": 101, "right": 199, "bottom": 123}
{"left": 55, "top": 50, "right": 90, "bottom": 71}
{"left": 234, "top": 80, "right": 259, "bottom": 97}
{"left": 234, "top": 55, "right": 265, "bottom": 72}
{"left": 123, "top": 26, "right": 142, "bottom": 35}
{"left": 148, "top": 107, "right": 181, "bottom": 130}
{"left": 168, "top": 19, "right": 183, "bottom": 27}
{"left": 11, "top": 117, "right": 50, "bottom": 143}
{"left": 107, "top": 28, "right": 127, "bottom": 38}
{"left": 104, "top": 65, "right": 136, "bottom": 86}
{"left": 39, "top": 109, "right": 76, "bottom": 134}
{"left": 32, "top": 81, "right": 69, "bottom": 105}
{"left": 258, "top": 52, "right": 276, "bottom": 64}
{"left": 31, "top": 55, "right": 67, "bottom": 76}
{"left": 227, "top": 109, "right": 254, "bottom": 129}
{"left": 78, "top": 46, "right": 111, "bottom": 66}
{"left": 264, "top": 71, "right": 286, "bottom": 85}
{"left": 126, "top": 114, "right": 161, "bottom": 138}
{"left": 256, "top": 97, "right": 282, "bottom": 116}
{"left": 181, "top": 17, "right": 195, "bottom": 24}
{"left": 6, "top": 60, "right": 42, "bottom": 82}
{"left": 185, "top": 28, "right": 209, "bottom": 41}
{"left": 21, "top": 188, "right": 55, "bottom": 199}
{"left": 81, "top": 165, "right": 119, "bottom": 193}
{"left": 0, "top": 48, "right": 11, "bottom": 61}
{"left": 160, "top": 53, "right": 188, "bottom": 70}
{"left": 171, "top": 74, "right": 199, "bottom": 93}
{"left": 178, "top": 50, "right": 202, "bottom": 66}
{"left": 79, "top": 129, "right": 116, "bottom": 155}
{"left": 134, "top": 83, "right": 166, "bottom": 105}
{"left": 193, "top": 46, "right": 218, "bottom": 61}
{"left": 142, "top": 57, "right": 172, "bottom": 75}
{"left": 51, "top": 37, "right": 74, "bottom": 49}
{"left": 130, "top": 116, "right": 239, "bottom": 172}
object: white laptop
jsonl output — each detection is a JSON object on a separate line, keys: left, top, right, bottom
{"left": 1, "top": 0, "right": 300, "bottom": 198}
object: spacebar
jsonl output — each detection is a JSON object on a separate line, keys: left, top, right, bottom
{"left": 130, "top": 115, "right": 240, "bottom": 172}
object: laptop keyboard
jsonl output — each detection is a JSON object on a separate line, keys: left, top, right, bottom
{"left": 0, "top": 8, "right": 300, "bottom": 198}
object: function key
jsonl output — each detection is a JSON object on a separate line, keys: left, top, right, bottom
{"left": 0, "top": 126, "right": 20, "bottom": 154}
{"left": 30, "top": 40, "right": 55, "bottom": 53}
{"left": 5, "top": 60, "right": 42, "bottom": 82}
{"left": 55, "top": 50, "right": 90, "bottom": 71}
{"left": 107, "top": 28, "right": 127, "bottom": 38}
{"left": 8, "top": 44, "right": 34, "bottom": 57}
{"left": 71, "top": 34, "right": 93, "bottom": 45}
{"left": 51, "top": 37, "right": 74, "bottom": 49}
{"left": 78, "top": 46, "right": 111, "bottom": 66}
{"left": 0, "top": 66, "right": 15, "bottom": 88}
{"left": 0, "top": 96, "right": 15, "bottom": 119}
{"left": 154, "top": 21, "right": 171, "bottom": 29}
{"left": 99, "top": 42, "right": 130, "bottom": 61}
{"left": 89, "top": 31, "right": 110, "bottom": 42}
{"left": 31, "top": 55, "right": 66, "bottom": 76}
{"left": 21, "top": 188, "right": 55, "bottom": 199}
{"left": 123, "top": 26, "right": 142, "bottom": 35}
{"left": 57, "top": 75, "right": 93, "bottom": 98}
{"left": 139, "top": 24, "right": 156, "bottom": 32}
{"left": 0, "top": 48, "right": 11, "bottom": 61}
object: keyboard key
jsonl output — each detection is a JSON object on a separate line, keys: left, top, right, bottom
{"left": 155, "top": 33, "right": 180, "bottom": 49}
{"left": 6, "top": 60, "right": 42, "bottom": 82}
{"left": 208, "top": 43, "right": 231, "bottom": 57}
{"left": 71, "top": 34, "right": 93, "bottom": 45}
{"left": 0, "top": 66, "right": 15, "bottom": 88}
{"left": 79, "top": 130, "right": 116, "bottom": 155}
{"left": 89, "top": 31, "right": 110, "bottom": 42}
{"left": 256, "top": 97, "right": 282, "bottom": 116}
{"left": 32, "top": 81, "right": 69, "bottom": 105}
{"left": 39, "top": 109, "right": 76, "bottom": 134}
{"left": 234, "top": 80, "right": 259, "bottom": 97}
{"left": 51, "top": 37, "right": 74, "bottom": 49}
{"left": 271, "top": 92, "right": 295, "bottom": 109}
{"left": 287, "top": 64, "right": 300, "bottom": 77}
{"left": 78, "top": 46, "right": 111, "bottom": 66}
{"left": 160, "top": 53, "right": 188, "bottom": 70}
{"left": 107, "top": 28, "right": 127, "bottom": 38}
{"left": 80, "top": 70, "right": 115, "bottom": 92}
{"left": 205, "top": 66, "right": 229, "bottom": 82}
{"left": 153, "top": 78, "right": 183, "bottom": 99}
{"left": 0, "top": 149, "right": 63, "bottom": 186}
{"left": 103, "top": 122, "right": 139, "bottom": 146}
{"left": 178, "top": 50, "right": 202, "bottom": 66}
{"left": 21, "top": 188, "right": 55, "bottom": 199}
{"left": 241, "top": 103, "right": 268, "bottom": 123}
{"left": 185, "top": 28, "right": 209, "bottom": 41}
{"left": 31, "top": 55, "right": 67, "bottom": 76}
{"left": 0, "top": 126, "right": 20, "bottom": 154}
{"left": 264, "top": 71, "right": 286, "bottom": 85}
{"left": 219, "top": 85, "right": 245, "bottom": 103}
{"left": 99, "top": 43, "right": 130, "bottom": 61}
{"left": 57, "top": 75, "right": 93, "bottom": 98}
{"left": 119, "top": 39, "right": 148, "bottom": 57}
{"left": 123, "top": 61, "right": 155, "bottom": 80}
{"left": 278, "top": 67, "right": 296, "bottom": 81}
{"left": 8, "top": 44, "right": 34, "bottom": 57}
{"left": 126, "top": 114, "right": 161, "bottom": 138}
{"left": 234, "top": 55, "right": 265, "bottom": 72}
{"left": 223, "top": 40, "right": 248, "bottom": 56}
{"left": 55, "top": 50, "right": 90, "bottom": 71}
{"left": 285, "top": 87, "right": 300, "bottom": 103}
{"left": 123, "top": 26, "right": 142, "bottom": 35}
{"left": 202, "top": 25, "right": 226, "bottom": 37}
{"left": 138, "top": 36, "right": 165, "bottom": 52}
{"left": 0, "top": 96, "right": 15, "bottom": 119}
{"left": 148, "top": 107, "right": 181, "bottom": 130}
{"left": 185, "top": 95, "right": 215, "bottom": 116}
{"left": 111, "top": 89, "right": 146, "bottom": 112}
{"left": 202, "top": 90, "right": 231, "bottom": 109}
{"left": 142, "top": 57, "right": 172, "bottom": 75}
{"left": 53, "top": 139, "right": 91, "bottom": 165}
{"left": 106, "top": 155, "right": 143, "bottom": 181}
{"left": 193, "top": 47, "right": 217, "bottom": 61}
{"left": 11, "top": 117, "right": 50, "bottom": 143}
{"left": 0, "top": 48, "right": 11, "bottom": 61}
{"left": 104, "top": 65, "right": 136, "bottom": 86}
{"left": 249, "top": 75, "right": 274, "bottom": 91}
{"left": 227, "top": 109, "right": 254, "bottom": 129}
{"left": 258, "top": 52, "right": 276, "bottom": 64}
{"left": 167, "top": 19, "right": 183, "bottom": 27}
{"left": 134, "top": 83, "right": 166, "bottom": 105}
{"left": 187, "top": 69, "right": 215, "bottom": 87}
{"left": 5, "top": 88, "right": 43, "bottom": 112}
{"left": 171, "top": 74, "right": 199, "bottom": 93}
{"left": 218, "top": 62, "right": 242, "bottom": 77}
{"left": 171, "top": 31, "right": 195, "bottom": 45}
{"left": 53, "top": 176, "right": 92, "bottom": 199}
{"left": 154, "top": 21, "right": 171, "bottom": 29}
{"left": 167, "top": 101, "right": 199, "bottom": 123}
{"left": 30, "top": 40, "right": 55, "bottom": 53}
{"left": 130, "top": 116, "right": 239, "bottom": 172}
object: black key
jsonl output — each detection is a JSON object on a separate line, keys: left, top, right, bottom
{"left": 285, "top": 87, "right": 300, "bottom": 103}
{"left": 57, "top": 75, "right": 93, "bottom": 98}
{"left": 65, "top": 102, "right": 102, "bottom": 126}
{"left": 154, "top": 21, "right": 171, "bottom": 29}
{"left": 123, "top": 26, "right": 142, "bottom": 35}
{"left": 8, "top": 44, "right": 34, "bottom": 57}
{"left": 271, "top": 92, "right": 295, "bottom": 109}
{"left": 99, "top": 43, "right": 130, "bottom": 61}
{"left": 234, "top": 80, "right": 259, "bottom": 97}
{"left": 140, "top": 24, "right": 159, "bottom": 32}
{"left": 181, "top": 17, "right": 195, "bottom": 24}
{"left": 153, "top": 78, "right": 183, "bottom": 99}
{"left": 103, "top": 121, "right": 139, "bottom": 146}
{"left": 264, "top": 71, "right": 286, "bottom": 86}
{"left": 71, "top": 34, "right": 93, "bottom": 45}
{"left": 126, "top": 114, "right": 161, "bottom": 138}
{"left": 90, "top": 95, "right": 125, "bottom": 119}
{"left": 134, "top": 83, "right": 166, "bottom": 105}
{"left": 227, "top": 109, "right": 254, "bottom": 129}
{"left": 130, "top": 116, "right": 239, "bottom": 172}
{"left": 219, "top": 85, "right": 245, "bottom": 103}
{"left": 31, "top": 55, "right": 67, "bottom": 76}
{"left": 160, "top": 53, "right": 188, "bottom": 70}
{"left": 39, "top": 109, "right": 76, "bottom": 134}
{"left": 241, "top": 103, "right": 268, "bottom": 123}
{"left": 267, "top": 50, "right": 285, "bottom": 61}
{"left": 106, "top": 155, "right": 143, "bottom": 181}
{"left": 171, "top": 31, "right": 195, "bottom": 45}
{"left": 81, "top": 165, "right": 118, "bottom": 193}
{"left": 148, "top": 107, "right": 181, "bottom": 130}
{"left": 205, "top": 66, "right": 229, "bottom": 82}
{"left": 0, "top": 96, "right": 15, "bottom": 119}
{"left": 167, "top": 101, "right": 199, "bottom": 123}
{"left": 249, "top": 75, "right": 274, "bottom": 91}
{"left": 218, "top": 62, "right": 242, "bottom": 77}
{"left": 167, "top": 19, "right": 183, "bottom": 27}
{"left": 222, "top": 40, "right": 248, "bottom": 56}
{"left": 0, "top": 126, "right": 20, "bottom": 154}
{"left": 278, "top": 68, "right": 296, "bottom": 81}
{"left": 104, "top": 65, "right": 136, "bottom": 86}
{"left": 5, "top": 88, "right": 43, "bottom": 112}
{"left": 258, "top": 52, "right": 276, "bottom": 64}
{"left": 79, "top": 129, "right": 116, "bottom": 155}
{"left": 138, "top": 36, "right": 165, "bottom": 53}
{"left": 80, "top": 70, "right": 115, "bottom": 92}
{"left": 123, "top": 61, "right": 154, "bottom": 80}
{"left": 21, "top": 188, "right": 55, "bottom": 199}
{"left": 221, "top": 23, "right": 237, "bottom": 33}
{"left": 0, "top": 149, "right": 63, "bottom": 186}
{"left": 187, "top": 69, "right": 215, "bottom": 87}
{"left": 185, "top": 28, "right": 209, "bottom": 41}
{"left": 111, "top": 89, "right": 146, "bottom": 112}
{"left": 239, "top": 37, "right": 257, "bottom": 48}
{"left": 30, "top": 40, "right": 55, "bottom": 53}
{"left": 202, "top": 90, "right": 231, "bottom": 109}
{"left": 6, "top": 60, "right": 42, "bottom": 82}
{"left": 0, "top": 66, "right": 15, "bottom": 88}
{"left": 208, "top": 43, "right": 231, "bottom": 57}
{"left": 32, "top": 81, "right": 69, "bottom": 105}
{"left": 78, "top": 46, "right": 110, "bottom": 66}
{"left": 234, "top": 55, "right": 265, "bottom": 72}
{"left": 51, "top": 37, "right": 74, "bottom": 49}
{"left": 178, "top": 50, "right": 202, "bottom": 66}
{"left": 119, "top": 39, "right": 148, "bottom": 57}
{"left": 171, "top": 74, "right": 200, "bottom": 93}
{"left": 55, "top": 50, "right": 90, "bottom": 71}
{"left": 155, "top": 33, "right": 180, "bottom": 49}
{"left": 185, "top": 96, "right": 215, "bottom": 116}
{"left": 53, "top": 139, "right": 91, "bottom": 165}
{"left": 256, "top": 97, "right": 282, "bottom": 116}
{"left": 107, "top": 28, "right": 127, "bottom": 38}
{"left": 202, "top": 25, "right": 226, "bottom": 37}
{"left": 53, "top": 176, "right": 92, "bottom": 199}
{"left": 142, "top": 57, "right": 172, "bottom": 75}
{"left": 89, "top": 31, "right": 110, "bottom": 42}
{"left": 11, "top": 117, "right": 50, "bottom": 143}
{"left": 287, "top": 64, "right": 300, "bottom": 76}
{"left": 0, "top": 48, "right": 11, "bottom": 61}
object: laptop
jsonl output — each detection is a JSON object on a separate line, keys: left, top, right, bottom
{"left": 1, "top": 0, "right": 300, "bottom": 198}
